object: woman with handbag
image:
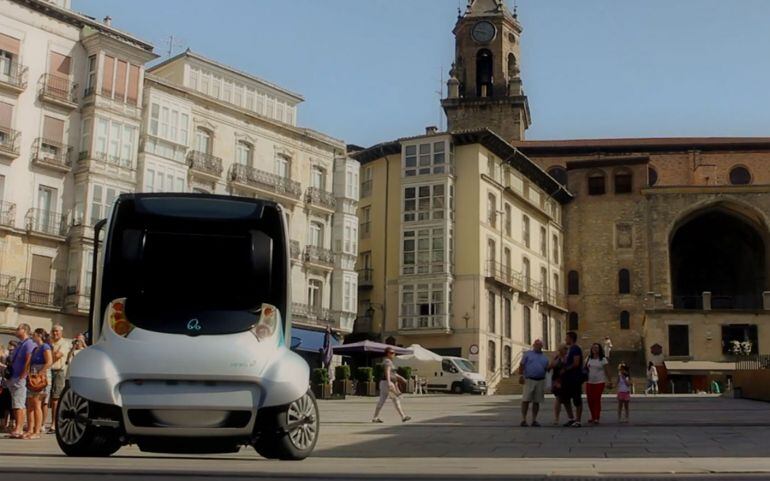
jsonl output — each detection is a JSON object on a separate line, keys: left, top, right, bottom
{"left": 24, "top": 328, "right": 51, "bottom": 440}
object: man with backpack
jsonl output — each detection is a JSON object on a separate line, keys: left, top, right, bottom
{"left": 559, "top": 331, "right": 585, "bottom": 427}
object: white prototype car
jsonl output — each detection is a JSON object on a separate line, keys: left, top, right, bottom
{"left": 56, "top": 194, "right": 318, "bottom": 459}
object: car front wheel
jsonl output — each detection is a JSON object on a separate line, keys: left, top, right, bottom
{"left": 55, "top": 386, "right": 121, "bottom": 457}
{"left": 254, "top": 389, "right": 319, "bottom": 460}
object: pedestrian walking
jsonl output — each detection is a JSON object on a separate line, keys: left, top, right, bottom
{"left": 645, "top": 362, "right": 659, "bottom": 395}
{"left": 518, "top": 339, "right": 549, "bottom": 427}
{"left": 372, "top": 347, "right": 411, "bottom": 423}
{"left": 48, "top": 324, "right": 70, "bottom": 433}
{"left": 603, "top": 336, "right": 613, "bottom": 359}
{"left": 559, "top": 331, "right": 585, "bottom": 427}
{"left": 549, "top": 344, "right": 568, "bottom": 425}
{"left": 585, "top": 343, "right": 612, "bottom": 424}
{"left": 24, "top": 328, "right": 52, "bottom": 439}
{"left": 6, "top": 324, "right": 34, "bottom": 439}
{"left": 617, "top": 363, "right": 632, "bottom": 423}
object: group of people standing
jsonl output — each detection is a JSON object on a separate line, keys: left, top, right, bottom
{"left": 0, "top": 323, "right": 86, "bottom": 439}
{"left": 519, "top": 331, "right": 633, "bottom": 427}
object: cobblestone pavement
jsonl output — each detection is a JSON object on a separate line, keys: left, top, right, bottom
{"left": 2, "top": 394, "right": 770, "bottom": 479}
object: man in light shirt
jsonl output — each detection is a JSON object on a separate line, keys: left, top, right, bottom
{"left": 518, "top": 339, "right": 549, "bottom": 427}
{"left": 48, "top": 324, "right": 70, "bottom": 433}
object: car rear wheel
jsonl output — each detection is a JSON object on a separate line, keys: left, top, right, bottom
{"left": 55, "top": 386, "right": 121, "bottom": 457}
{"left": 254, "top": 389, "right": 319, "bottom": 460}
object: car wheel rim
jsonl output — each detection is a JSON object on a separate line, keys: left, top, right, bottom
{"left": 58, "top": 389, "right": 89, "bottom": 445}
{"left": 287, "top": 393, "right": 317, "bottom": 451}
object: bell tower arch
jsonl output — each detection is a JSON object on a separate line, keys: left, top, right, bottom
{"left": 442, "top": 0, "right": 531, "bottom": 142}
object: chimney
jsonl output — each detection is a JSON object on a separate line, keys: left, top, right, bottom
{"left": 425, "top": 126, "right": 439, "bottom": 135}
{"left": 103, "top": 16, "right": 112, "bottom": 26}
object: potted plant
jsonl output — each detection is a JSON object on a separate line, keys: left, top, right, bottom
{"left": 311, "top": 368, "right": 332, "bottom": 399}
{"left": 397, "top": 366, "right": 415, "bottom": 394}
{"left": 355, "top": 367, "right": 376, "bottom": 396}
{"left": 333, "top": 365, "right": 353, "bottom": 397}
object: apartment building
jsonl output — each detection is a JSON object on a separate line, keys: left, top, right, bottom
{"left": 0, "top": 1, "right": 358, "bottom": 348}
{"left": 352, "top": 128, "right": 570, "bottom": 387}
{"left": 0, "top": 0, "right": 154, "bottom": 335}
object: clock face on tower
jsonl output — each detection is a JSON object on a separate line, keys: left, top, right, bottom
{"left": 471, "top": 21, "right": 497, "bottom": 43}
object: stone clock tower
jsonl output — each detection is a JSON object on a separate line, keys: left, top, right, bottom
{"left": 442, "top": 0, "right": 531, "bottom": 142}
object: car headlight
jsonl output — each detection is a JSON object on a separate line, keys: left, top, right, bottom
{"left": 251, "top": 303, "right": 280, "bottom": 342}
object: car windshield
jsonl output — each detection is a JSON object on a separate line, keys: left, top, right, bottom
{"left": 452, "top": 358, "right": 477, "bottom": 373}
{"left": 102, "top": 195, "right": 287, "bottom": 335}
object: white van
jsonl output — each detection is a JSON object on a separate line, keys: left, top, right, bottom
{"left": 393, "top": 345, "right": 486, "bottom": 394}
{"left": 56, "top": 194, "right": 318, "bottom": 460}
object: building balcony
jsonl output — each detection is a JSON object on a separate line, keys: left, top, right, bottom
{"left": 16, "top": 278, "right": 64, "bottom": 309}
{"left": 25, "top": 208, "right": 66, "bottom": 238}
{"left": 228, "top": 163, "right": 302, "bottom": 203}
{"left": 0, "top": 274, "right": 17, "bottom": 302}
{"left": 0, "top": 126, "right": 20, "bottom": 160}
{"left": 290, "top": 240, "right": 301, "bottom": 261}
{"left": 542, "top": 287, "right": 568, "bottom": 311}
{"left": 292, "top": 302, "right": 334, "bottom": 328}
{"left": 38, "top": 74, "right": 77, "bottom": 109}
{"left": 187, "top": 150, "right": 223, "bottom": 181}
{"left": 305, "top": 186, "right": 336, "bottom": 212}
{"left": 358, "top": 268, "right": 374, "bottom": 288}
{"left": 31, "top": 138, "right": 72, "bottom": 173}
{"left": 485, "top": 260, "right": 525, "bottom": 291}
{"left": 398, "top": 314, "right": 452, "bottom": 335}
{"left": 304, "top": 245, "right": 334, "bottom": 270}
{"left": 0, "top": 201, "right": 16, "bottom": 229}
{"left": 0, "top": 63, "right": 28, "bottom": 93}
{"left": 360, "top": 221, "right": 371, "bottom": 239}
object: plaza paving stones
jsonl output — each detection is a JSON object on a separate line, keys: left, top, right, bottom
{"left": 2, "top": 394, "right": 770, "bottom": 479}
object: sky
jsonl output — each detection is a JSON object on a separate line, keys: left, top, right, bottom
{"left": 73, "top": 0, "right": 770, "bottom": 147}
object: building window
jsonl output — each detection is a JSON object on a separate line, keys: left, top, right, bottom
{"left": 361, "top": 167, "right": 373, "bottom": 197}
{"left": 402, "top": 228, "right": 445, "bottom": 275}
{"left": 235, "top": 140, "right": 252, "bottom": 166}
{"left": 522, "top": 215, "right": 530, "bottom": 248}
{"left": 275, "top": 154, "right": 290, "bottom": 178}
{"left": 360, "top": 206, "right": 371, "bottom": 239}
{"left": 487, "top": 340, "right": 496, "bottom": 373}
{"left": 504, "top": 203, "right": 512, "bottom": 236}
{"left": 540, "top": 226, "right": 547, "bottom": 256}
{"left": 568, "top": 312, "right": 579, "bottom": 331}
{"left": 311, "top": 165, "right": 326, "bottom": 190}
{"left": 523, "top": 306, "right": 531, "bottom": 345}
{"left": 588, "top": 171, "right": 606, "bottom": 196}
{"left": 522, "top": 257, "right": 530, "bottom": 290}
{"left": 542, "top": 313, "right": 550, "bottom": 350}
{"left": 503, "top": 247, "right": 511, "bottom": 273}
{"left": 614, "top": 169, "right": 633, "bottom": 194}
{"left": 85, "top": 54, "right": 97, "bottom": 94}
{"left": 487, "top": 193, "right": 496, "bottom": 227}
{"left": 90, "top": 184, "right": 120, "bottom": 226}
{"left": 487, "top": 238, "right": 496, "bottom": 265}
{"left": 548, "top": 166, "right": 567, "bottom": 186}
{"left": 488, "top": 290, "right": 495, "bottom": 333}
{"left": 308, "top": 221, "right": 324, "bottom": 247}
{"left": 195, "top": 128, "right": 212, "bottom": 154}
{"left": 552, "top": 234, "right": 559, "bottom": 264}
{"left": 403, "top": 140, "right": 448, "bottom": 176}
{"left": 93, "top": 118, "right": 138, "bottom": 167}
{"left": 729, "top": 166, "right": 752, "bottom": 185}
{"left": 400, "top": 283, "right": 447, "bottom": 329}
{"left": 540, "top": 266, "right": 548, "bottom": 292}
{"left": 504, "top": 297, "right": 512, "bottom": 339}
{"left": 619, "top": 311, "right": 630, "bottom": 330}
{"left": 668, "top": 325, "right": 689, "bottom": 356}
{"left": 308, "top": 279, "right": 322, "bottom": 309}
{"left": 404, "top": 184, "right": 445, "bottom": 222}
{"left": 144, "top": 166, "right": 185, "bottom": 193}
{"left": 618, "top": 268, "right": 631, "bottom": 294}
{"left": 721, "top": 324, "right": 758, "bottom": 355}
{"left": 648, "top": 166, "right": 659, "bottom": 186}
{"left": 553, "top": 273, "right": 560, "bottom": 295}
{"left": 567, "top": 270, "right": 579, "bottom": 295}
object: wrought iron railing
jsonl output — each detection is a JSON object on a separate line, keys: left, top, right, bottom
{"left": 31, "top": 137, "right": 72, "bottom": 170}
{"left": 290, "top": 240, "right": 301, "bottom": 260}
{"left": 304, "top": 245, "right": 334, "bottom": 266}
{"left": 39, "top": 74, "right": 76, "bottom": 104}
{"left": 0, "top": 274, "right": 16, "bottom": 300}
{"left": 0, "top": 200, "right": 16, "bottom": 227}
{"left": 399, "top": 314, "right": 450, "bottom": 330}
{"left": 305, "top": 186, "right": 336, "bottom": 209}
{"left": 291, "top": 302, "right": 333, "bottom": 327}
{"left": 83, "top": 150, "right": 133, "bottom": 169}
{"left": 0, "top": 62, "right": 28, "bottom": 90}
{"left": 0, "top": 126, "right": 20, "bottom": 157}
{"left": 486, "top": 260, "right": 525, "bottom": 291}
{"left": 358, "top": 268, "right": 374, "bottom": 286}
{"left": 736, "top": 355, "right": 770, "bottom": 370}
{"left": 187, "top": 150, "right": 223, "bottom": 177}
{"left": 25, "top": 208, "right": 66, "bottom": 237}
{"left": 544, "top": 287, "right": 567, "bottom": 308}
{"left": 16, "top": 278, "right": 63, "bottom": 307}
{"left": 228, "top": 163, "right": 301, "bottom": 199}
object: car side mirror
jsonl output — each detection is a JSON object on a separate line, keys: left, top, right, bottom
{"left": 290, "top": 336, "right": 302, "bottom": 350}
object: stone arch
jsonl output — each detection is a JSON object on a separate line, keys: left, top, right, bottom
{"left": 668, "top": 199, "right": 770, "bottom": 309}
{"left": 476, "top": 48, "right": 494, "bottom": 97}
